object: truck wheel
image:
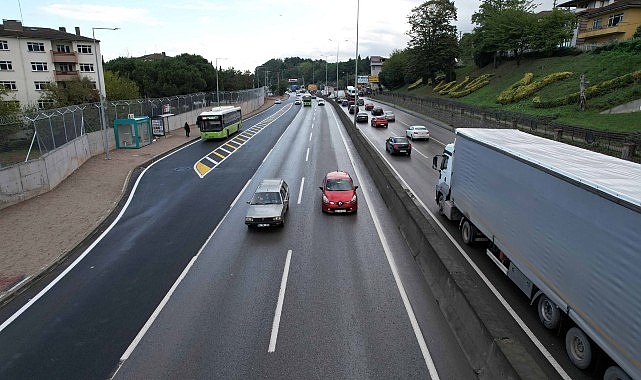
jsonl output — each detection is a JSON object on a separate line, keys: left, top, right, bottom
{"left": 537, "top": 295, "right": 561, "bottom": 330}
{"left": 565, "top": 327, "right": 593, "bottom": 369}
{"left": 461, "top": 220, "right": 473, "bottom": 245}
{"left": 437, "top": 194, "right": 445, "bottom": 216}
{"left": 604, "top": 366, "right": 632, "bottom": 380}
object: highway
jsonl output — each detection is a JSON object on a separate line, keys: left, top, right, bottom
{"left": 0, "top": 97, "right": 475, "bottom": 379}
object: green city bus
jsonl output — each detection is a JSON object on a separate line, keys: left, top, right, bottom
{"left": 302, "top": 94, "right": 312, "bottom": 107}
{"left": 196, "top": 106, "right": 242, "bottom": 139}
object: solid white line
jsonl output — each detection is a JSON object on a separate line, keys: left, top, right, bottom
{"left": 297, "top": 177, "right": 305, "bottom": 205}
{"left": 329, "top": 108, "right": 440, "bottom": 379}
{"left": 268, "top": 249, "right": 293, "bottom": 353}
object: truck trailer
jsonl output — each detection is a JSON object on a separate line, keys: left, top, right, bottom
{"left": 432, "top": 128, "right": 641, "bottom": 379}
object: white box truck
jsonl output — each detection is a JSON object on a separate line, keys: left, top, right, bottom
{"left": 432, "top": 129, "right": 641, "bottom": 379}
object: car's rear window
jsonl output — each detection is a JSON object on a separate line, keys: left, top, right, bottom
{"left": 392, "top": 137, "right": 410, "bottom": 143}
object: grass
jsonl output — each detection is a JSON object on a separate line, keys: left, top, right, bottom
{"left": 406, "top": 50, "right": 641, "bottom": 133}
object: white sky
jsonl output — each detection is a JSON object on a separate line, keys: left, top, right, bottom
{"left": 2, "top": 0, "right": 556, "bottom": 72}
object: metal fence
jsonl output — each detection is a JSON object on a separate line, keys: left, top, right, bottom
{"left": 0, "top": 88, "right": 263, "bottom": 167}
{"left": 375, "top": 93, "right": 641, "bottom": 163}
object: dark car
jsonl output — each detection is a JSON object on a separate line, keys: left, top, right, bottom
{"left": 319, "top": 171, "right": 358, "bottom": 214}
{"left": 371, "top": 116, "right": 388, "bottom": 128}
{"left": 357, "top": 98, "right": 364, "bottom": 106}
{"left": 348, "top": 105, "right": 359, "bottom": 114}
{"left": 371, "top": 107, "right": 383, "bottom": 116}
{"left": 385, "top": 136, "right": 412, "bottom": 156}
{"left": 355, "top": 111, "right": 369, "bottom": 123}
{"left": 341, "top": 99, "right": 349, "bottom": 107}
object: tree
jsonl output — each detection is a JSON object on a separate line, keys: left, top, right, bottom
{"left": 406, "top": 0, "right": 459, "bottom": 84}
{"left": 530, "top": 8, "right": 577, "bottom": 51}
{"left": 40, "top": 77, "right": 99, "bottom": 108}
{"left": 0, "top": 86, "right": 23, "bottom": 147}
{"left": 104, "top": 70, "right": 140, "bottom": 100}
{"left": 379, "top": 49, "right": 412, "bottom": 89}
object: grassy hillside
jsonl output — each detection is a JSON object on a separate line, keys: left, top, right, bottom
{"left": 406, "top": 50, "right": 641, "bottom": 133}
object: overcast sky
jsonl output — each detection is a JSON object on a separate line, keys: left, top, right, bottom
{"left": 2, "top": 0, "right": 556, "bottom": 72}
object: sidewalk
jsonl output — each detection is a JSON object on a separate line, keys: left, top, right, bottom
{"left": 0, "top": 100, "right": 274, "bottom": 302}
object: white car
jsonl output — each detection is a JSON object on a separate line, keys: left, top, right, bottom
{"left": 294, "top": 99, "right": 302, "bottom": 105}
{"left": 406, "top": 125, "right": 430, "bottom": 141}
{"left": 318, "top": 99, "right": 325, "bottom": 106}
{"left": 274, "top": 99, "right": 282, "bottom": 104}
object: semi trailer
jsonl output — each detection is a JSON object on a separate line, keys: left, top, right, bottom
{"left": 432, "top": 128, "right": 641, "bottom": 379}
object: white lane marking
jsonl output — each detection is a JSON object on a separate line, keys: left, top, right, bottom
{"left": 0, "top": 140, "right": 197, "bottom": 334}
{"left": 309, "top": 132, "right": 313, "bottom": 142}
{"left": 268, "top": 249, "right": 293, "bottom": 353}
{"left": 384, "top": 152, "right": 571, "bottom": 380}
{"left": 114, "top": 179, "right": 254, "bottom": 370}
{"left": 328, "top": 107, "right": 441, "bottom": 379}
{"left": 305, "top": 147, "right": 310, "bottom": 162}
{"left": 297, "top": 177, "right": 305, "bottom": 205}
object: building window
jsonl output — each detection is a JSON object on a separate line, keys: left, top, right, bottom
{"left": 56, "top": 44, "right": 71, "bottom": 53}
{"left": 592, "top": 18, "right": 602, "bottom": 29}
{"left": 0, "top": 81, "right": 17, "bottom": 91}
{"left": 35, "top": 81, "right": 50, "bottom": 90}
{"left": 77, "top": 44, "right": 92, "bottom": 54}
{"left": 608, "top": 13, "right": 623, "bottom": 27}
{"left": 0, "top": 61, "right": 13, "bottom": 71}
{"left": 79, "top": 63, "right": 94, "bottom": 72}
{"left": 58, "top": 63, "right": 73, "bottom": 72}
{"left": 27, "top": 42, "right": 46, "bottom": 52}
{"left": 37, "top": 99, "right": 54, "bottom": 110}
{"left": 0, "top": 40, "right": 8, "bottom": 50}
{"left": 31, "top": 62, "right": 48, "bottom": 71}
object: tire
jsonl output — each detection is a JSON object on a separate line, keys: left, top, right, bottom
{"left": 565, "top": 327, "right": 593, "bottom": 370}
{"left": 604, "top": 366, "right": 632, "bottom": 380}
{"left": 461, "top": 219, "right": 473, "bottom": 245}
{"left": 537, "top": 295, "right": 561, "bottom": 330}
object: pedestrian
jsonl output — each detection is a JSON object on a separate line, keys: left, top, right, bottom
{"left": 184, "top": 122, "right": 191, "bottom": 137}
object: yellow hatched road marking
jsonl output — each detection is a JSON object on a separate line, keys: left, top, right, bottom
{"left": 195, "top": 161, "right": 212, "bottom": 176}
{"left": 214, "top": 151, "right": 226, "bottom": 159}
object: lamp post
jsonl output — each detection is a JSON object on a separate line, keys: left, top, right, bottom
{"left": 329, "top": 38, "right": 348, "bottom": 91}
{"left": 353, "top": 0, "right": 360, "bottom": 127}
{"left": 92, "top": 27, "right": 119, "bottom": 160}
{"left": 255, "top": 66, "right": 263, "bottom": 88}
{"left": 215, "top": 57, "right": 227, "bottom": 107}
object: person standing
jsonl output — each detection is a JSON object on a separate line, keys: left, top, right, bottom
{"left": 184, "top": 122, "right": 191, "bottom": 137}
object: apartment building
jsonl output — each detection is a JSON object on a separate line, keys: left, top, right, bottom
{"left": 0, "top": 19, "right": 105, "bottom": 109}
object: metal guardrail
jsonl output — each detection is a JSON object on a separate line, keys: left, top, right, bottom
{"left": 0, "top": 88, "right": 263, "bottom": 167}
{"left": 375, "top": 93, "right": 641, "bottom": 163}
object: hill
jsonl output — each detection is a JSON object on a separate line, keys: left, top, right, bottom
{"left": 403, "top": 46, "right": 641, "bottom": 133}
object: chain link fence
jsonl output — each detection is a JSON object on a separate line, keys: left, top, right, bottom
{"left": 375, "top": 93, "right": 641, "bottom": 163}
{"left": 0, "top": 88, "right": 263, "bottom": 167}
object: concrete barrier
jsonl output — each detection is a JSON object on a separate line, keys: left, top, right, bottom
{"left": 330, "top": 99, "right": 547, "bottom": 380}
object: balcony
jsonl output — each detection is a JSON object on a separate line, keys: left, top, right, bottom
{"left": 51, "top": 51, "right": 78, "bottom": 63}
{"left": 578, "top": 25, "right": 625, "bottom": 39}
{"left": 54, "top": 70, "right": 79, "bottom": 80}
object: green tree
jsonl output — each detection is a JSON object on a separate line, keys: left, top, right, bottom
{"left": 40, "top": 77, "right": 99, "bottom": 108}
{"left": 0, "top": 86, "right": 23, "bottom": 147}
{"left": 406, "top": 0, "right": 460, "bottom": 84}
{"left": 530, "top": 8, "right": 577, "bottom": 51}
{"left": 379, "top": 49, "right": 412, "bottom": 89}
{"left": 104, "top": 70, "right": 140, "bottom": 100}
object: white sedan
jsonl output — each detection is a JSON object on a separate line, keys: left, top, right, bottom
{"left": 405, "top": 125, "right": 430, "bottom": 141}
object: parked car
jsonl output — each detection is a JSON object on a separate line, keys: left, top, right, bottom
{"left": 245, "top": 179, "right": 289, "bottom": 228}
{"left": 385, "top": 136, "right": 412, "bottom": 156}
{"left": 319, "top": 171, "right": 358, "bottom": 214}
{"left": 318, "top": 99, "right": 325, "bottom": 106}
{"left": 383, "top": 110, "right": 395, "bottom": 121}
{"left": 406, "top": 125, "right": 430, "bottom": 141}
{"left": 364, "top": 103, "right": 374, "bottom": 111}
{"left": 371, "top": 107, "right": 383, "bottom": 116}
{"left": 356, "top": 111, "right": 369, "bottom": 123}
{"left": 348, "top": 105, "right": 359, "bottom": 114}
{"left": 371, "top": 116, "right": 388, "bottom": 128}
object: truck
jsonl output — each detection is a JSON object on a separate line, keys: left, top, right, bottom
{"left": 307, "top": 84, "right": 318, "bottom": 93}
{"left": 432, "top": 128, "right": 641, "bottom": 380}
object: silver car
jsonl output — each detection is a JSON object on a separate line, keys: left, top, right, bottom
{"left": 383, "top": 110, "right": 395, "bottom": 121}
{"left": 245, "top": 179, "right": 289, "bottom": 228}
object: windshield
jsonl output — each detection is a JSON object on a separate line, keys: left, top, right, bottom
{"left": 325, "top": 179, "right": 353, "bottom": 191}
{"left": 250, "top": 192, "right": 282, "bottom": 205}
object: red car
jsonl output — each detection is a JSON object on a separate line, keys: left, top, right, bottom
{"left": 370, "top": 116, "right": 388, "bottom": 128}
{"left": 319, "top": 171, "right": 358, "bottom": 214}
{"left": 364, "top": 103, "right": 374, "bottom": 111}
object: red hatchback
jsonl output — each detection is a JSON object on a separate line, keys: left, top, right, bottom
{"left": 319, "top": 171, "right": 358, "bottom": 214}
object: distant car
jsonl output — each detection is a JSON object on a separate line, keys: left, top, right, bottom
{"left": 294, "top": 99, "right": 302, "bottom": 105}
{"left": 385, "top": 136, "right": 412, "bottom": 156}
{"left": 318, "top": 99, "right": 325, "bottom": 106}
{"left": 364, "top": 103, "right": 374, "bottom": 111}
{"left": 371, "top": 116, "right": 388, "bottom": 128}
{"left": 357, "top": 98, "right": 364, "bottom": 106}
{"left": 311, "top": 95, "right": 317, "bottom": 99}
{"left": 348, "top": 105, "right": 359, "bottom": 114}
{"left": 341, "top": 99, "right": 349, "bottom": 107}
{"left": 245, "top": 179, "right": 290, "bottom": 228}
{"left": 319, "top": 171, "right": 358, "bottom": 214}
{"left": 406, "top": 125, "right": 430, "bottom": 141}
{"left": 274, "top": 99, "right": 282, "bottom": 104}
{"left": 383, "top": 110, "right": 395, "bottom": 121}
{"left": 356, "top": 112, "right": 369, "bottom": 123}
{"left": 371, "top": 107, "right": 383, "bottom": 116}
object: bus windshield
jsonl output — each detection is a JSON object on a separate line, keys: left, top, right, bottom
{"left": 198, "top": 116, "right": 222, "bottom": 132}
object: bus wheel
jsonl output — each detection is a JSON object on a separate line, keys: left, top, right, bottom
{"left": 538, "top": 295, "right": 561, "bottom": 330}
{"left": 565, "top": 327, "right": 593, "bottom": 369}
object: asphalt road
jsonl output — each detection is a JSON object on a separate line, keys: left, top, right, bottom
{"left": 0, "top": 98, "right": 475, "bottom": 379}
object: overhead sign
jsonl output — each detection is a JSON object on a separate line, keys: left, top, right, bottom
{"left": 357, "top": 75, "right": 369, "bottom": 84}
{"left": 288, "top": 78, "right": 298, "bottom": 83}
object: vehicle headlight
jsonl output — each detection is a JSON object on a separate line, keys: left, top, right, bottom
{"left": 322, "top": 195, "right": 329, "bottom": 204}
{"left": 245, "top": 217, "right": 253, "bottom": 222}
{"left": 273, "top": 216, "right": 282, "bottom": 221}
{"left": 350, "top": 195, "right": 357, "bottom": 203}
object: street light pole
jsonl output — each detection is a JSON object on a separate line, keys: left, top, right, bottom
{"left": 92, "top": 26, "right": 119, "bottom": 160}
{"left": 353, "top": 0, "right": 360, "bottom": 127}
{"left": 215, "top": 57, "right": 227, "bottom": 107}
{"left": 329, "top": 38, "right": 348, "bottom": 92}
